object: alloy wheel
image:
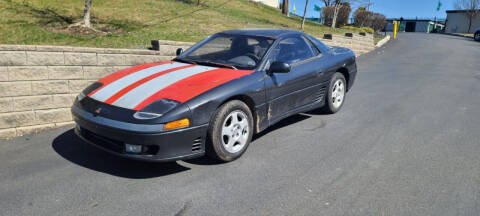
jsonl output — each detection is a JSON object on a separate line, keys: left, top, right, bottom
{"left": 221, "top": 110, "right": 249, "bottom": 154}
{"left": 332, "top": 79, "right": 345, "bottom": 109}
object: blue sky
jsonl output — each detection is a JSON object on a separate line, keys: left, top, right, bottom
{"left": 287, "top": 0, "right": 456, "bottom": 19}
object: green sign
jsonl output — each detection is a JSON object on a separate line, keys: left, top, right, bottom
{"left": 314, "top": 4, "right": 321, "bottom": 12}
{"left": 436, "top": 0, "right": 442, "bottom": 11}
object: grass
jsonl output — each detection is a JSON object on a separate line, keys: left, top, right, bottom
{"left": 0, "top": 0, "right": 369, "bottom": 49}
{"left": 374, "top": 33, "right": 387, "bottom": 44}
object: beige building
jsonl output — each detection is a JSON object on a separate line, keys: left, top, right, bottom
{"left": 251, "top": 0, "right": 280, "bottom": 8}
{"left": 445, "top": 10, "right": 480, "bottom": 33}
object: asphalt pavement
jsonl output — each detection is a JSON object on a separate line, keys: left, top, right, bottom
{"left": 1, "top": 33, "right": 480, "bottom": 216}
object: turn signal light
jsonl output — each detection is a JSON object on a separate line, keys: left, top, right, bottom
{"left": 165, "top": 118, "right": 190, "bottom": 130}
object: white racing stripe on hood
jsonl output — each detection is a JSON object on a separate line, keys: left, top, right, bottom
{"left": 113, "top": 65, "right": 216, "bottom": 109}
{"left": 90, "top": 62, "right": 187, "bottom": 102}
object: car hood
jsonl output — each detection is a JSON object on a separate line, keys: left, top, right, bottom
{"left": 87, "top": 61, "right": 254, "bottom": 111}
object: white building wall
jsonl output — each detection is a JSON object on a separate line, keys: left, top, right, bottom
{"left": 446, "top": 12, "right": 480, "bottom": 33}
{"left": 251, "top": 0, "right": 280, "bottom": 8}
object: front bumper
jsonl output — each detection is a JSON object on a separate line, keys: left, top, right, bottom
{"left": 72, "top": 106, "right": 208, "bottom": 162}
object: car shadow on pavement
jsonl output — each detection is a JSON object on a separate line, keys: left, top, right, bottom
{"left": 252, "top": 113, "right": 312, "bottom": 141}
{"left": 52, "top": 129, "right": 190, "bottom": 179}
{"left": 184, "top": 113, "right": 313, "bottom": 166}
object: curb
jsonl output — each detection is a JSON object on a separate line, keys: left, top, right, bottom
{"left": 375, "top": 35, "right": 391, "bottom": 48}
{"left": 439, "top": 32, "right": 474, "bottom": 39}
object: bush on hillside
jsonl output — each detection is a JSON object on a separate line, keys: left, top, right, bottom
{"left": 322, "top": 3, "right": 351, "bottom": 28}
{"left": 353, "top": 8, "right": 386, "bottom": 32}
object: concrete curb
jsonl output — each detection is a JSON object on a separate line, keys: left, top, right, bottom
{"left": 439, "top": 32, "right": 474, "bottom": 40}
{"left": 375, "top": 35, "right": 391, "bottom": 48}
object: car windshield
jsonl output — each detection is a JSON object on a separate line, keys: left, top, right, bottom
{"left": 175, "top": 34, "right": 275, "bottom": 70}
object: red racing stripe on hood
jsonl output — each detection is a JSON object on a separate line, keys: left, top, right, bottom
{"left": 133, "top": 68, "right": 254, "bottom": 110}
{"left": 103, "top": 64, "right": 196, "bottom": 104}
{"left": 88, "top": 61, "right": 172, "bottom": 96}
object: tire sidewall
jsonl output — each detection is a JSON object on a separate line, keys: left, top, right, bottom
{"left": 326, "top": 73, "right": 347, "bottom": 113}
{"left": 208, "top": 100, "right": 254, "bottom": 161}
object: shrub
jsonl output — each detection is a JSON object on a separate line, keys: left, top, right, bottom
{"left": 322, "top": 3, "right": 351, "bottom": 28}
{"left": 353, "top": 8, "right": 386, "bottom": 32}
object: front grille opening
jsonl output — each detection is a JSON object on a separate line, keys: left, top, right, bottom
{"left": 192, "top": 137, "right": 202, "bottom": 152}
{"left": 81, "top": 127, "right": 124, "bottom": 153}
{"left": 143, "top": 145, "right": 159, "bottom": 155}
{"left": 80, "top": 127, "right": 159, "bottom": 156}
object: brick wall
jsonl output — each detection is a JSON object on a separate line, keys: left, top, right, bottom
{"left": 0, "top": 33, "right": 374, "bottom": 139}
{"left": 0, "top": 45, "right": 179, "bottom": 138}
{"left": 320, "top": 34, "right": 375, "bottom": 56}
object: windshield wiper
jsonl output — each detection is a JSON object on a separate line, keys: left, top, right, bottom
{"left": 173, "top": 58, "right": 197, "bottom": 65}
{"left": 194, "top": 60, "right": 237, "bottom": 70}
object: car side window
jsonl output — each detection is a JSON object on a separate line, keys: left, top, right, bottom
{"left": 303, "top": 36, "right": 321, "bottom": 56}
{"left": 305, "top": 34, "right": 331, "bottom": 52}
{"left": 268, "top": 37, "right": 315, "bottom": 65}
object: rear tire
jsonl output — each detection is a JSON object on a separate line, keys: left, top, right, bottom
{"left": 321, "top": 72, "right": 347, "bottom": 114}
{"left": 206, "top": 100, "right": 253, "bottom": 162}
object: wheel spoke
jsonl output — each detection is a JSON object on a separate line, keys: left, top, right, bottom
{"left": 238, "top": 128, "right": 249, "bottom": 144}
{"left": 222, "top": 124, "right": 233, "bottom": 137}
{"left": 238, "top": 118, "right": 248, "bottom": 129}
{"left": 231, "top": 113, "right": 239, "bottom": 125}
{"left": 225, "top": 138, "right": 234, "bottom": 152}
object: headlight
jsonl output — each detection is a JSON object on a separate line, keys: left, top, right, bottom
{"left": 133, "top": 112, "right": 163, "bottom": 120}
{"left": 165, "top": 118, "right": 190, "bottom": 130}
{"left": 133, "top": 99, "right": 180, "bottom": 120}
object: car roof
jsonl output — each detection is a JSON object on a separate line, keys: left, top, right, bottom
{"left": 220, "top": 29, "right": 303, "bottom": 39}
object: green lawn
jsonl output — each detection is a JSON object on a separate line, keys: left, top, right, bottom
{"left": 0, "top": 0, "right": 369, "bottom": 49}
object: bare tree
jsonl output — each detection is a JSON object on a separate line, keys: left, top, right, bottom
{"left": 455, "top": 0, "right": 480, "bottom": 33}
{"left": 322, "top": 0, "right": 334, "bottom": 6}
{"left": 331, "top": 1, "right": 342, "bottom": 28}
{"left": 70, "top": 0, "right": 93, "bottom": 29}
{"left": 323, "top": 3, "right": 351, "bottom": 27}
{"left": 301, "top": 0, "right": 310, "bottom": 29}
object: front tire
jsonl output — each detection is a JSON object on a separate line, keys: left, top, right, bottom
{"left": 475, "top": 32, "right": 480, "bottom": 41}
{"left": 322, "top": 72, "right": 347, "bottom": 114}
{"left": 206, "top": 100, "right": 254, "bottom": 162}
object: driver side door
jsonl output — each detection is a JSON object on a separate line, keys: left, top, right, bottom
{"left": 264, "top": 36, "right": 323, "bottom": 124}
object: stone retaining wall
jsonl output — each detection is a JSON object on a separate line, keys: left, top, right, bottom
{"left": 0, "top": 45, "right": 175, "bottom": 138}
{"left": 0, "top": 33, "right": 374, "bottom": 139}
{"left": 320, "top": 34, "right": 375, "bottom": 56}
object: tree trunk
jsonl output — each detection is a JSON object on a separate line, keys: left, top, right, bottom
{"left": 301, "top": 0, "right": 309, "bottom": 29}
{"left": 83, "top": 0, "right": 92, "bottom": 28}
{"left": 282, "top": 0, "right": 289, "bottom": 15}
{"left": 468, "top": 13, "right": 473, "bottom": 33}
{"left": 331, "top": 4, "right": 340, "bottom": 28}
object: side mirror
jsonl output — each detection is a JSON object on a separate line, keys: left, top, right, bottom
{"left": 176, "top": 48, "right": 184, "bottom": 56}
{"left": 268, "top": 61, "right": 291, "bottom": 75}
